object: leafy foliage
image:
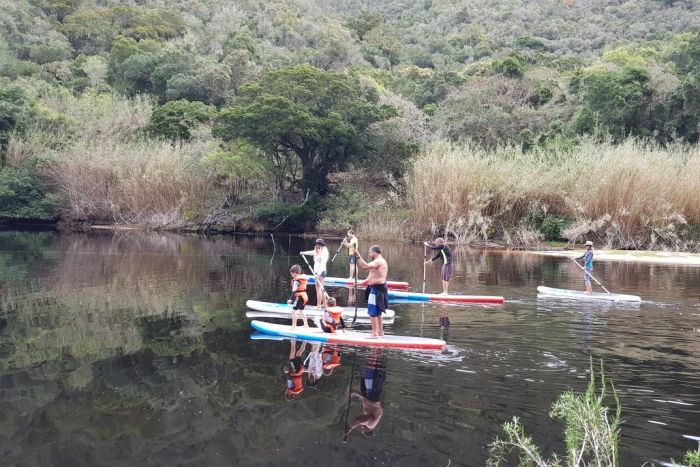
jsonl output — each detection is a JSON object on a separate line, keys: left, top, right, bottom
{"left": 213, "top": 64, "right": 396, "bottom": 193}
{"left": 0, "top": 83, "right": 30, "bottom": 162}
{"left": 146, "top": 100, "right": 215, "bottom": 141}
{"left": 0, "top": 167, "right": 57, "bottom": 220}
{"left": 540, "top": 215, "right": 573, "bottom": 241}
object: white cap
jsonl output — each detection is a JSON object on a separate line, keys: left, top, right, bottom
{"left": 584, "top": 240, "right": 593, "bottom": 246}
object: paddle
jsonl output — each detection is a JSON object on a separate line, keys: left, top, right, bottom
{"left": 330, "top": 239, "right": 344, "bottom": 263}
{"left": 570, "top": 257, "right": 611, "bottom": 294}
{"left": 342, "top": 350, "right": 357, "bottom": 442}
{"left": 422, "top": 243, "right": 428, "bottom": 294}
{"left": 351, "top": 258, "right": 359, "bottom": 326}
{"left": 300, "top": 253, "right": 330, "bottom": 303}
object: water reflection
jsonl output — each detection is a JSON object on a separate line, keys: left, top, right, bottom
{"left": 1, "top": 230, "right": 699, "bottom": 465}
{"left": 347, "top": 348, "right": 386, "bottom": 438}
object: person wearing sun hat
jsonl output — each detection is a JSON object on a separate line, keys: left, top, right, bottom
{"left": 575, "top": 240, "right": 594, "bottom": 293}
{"left": 301, "top": 238, "right": 329, "bottom": 309}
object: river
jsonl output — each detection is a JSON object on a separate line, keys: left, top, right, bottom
{"left": 0, "top": 230, "right": 698, "bottom": 466}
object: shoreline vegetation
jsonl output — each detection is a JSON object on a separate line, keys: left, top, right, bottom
{"left": 2, "top": 1, "right": 700, "bottom": 253}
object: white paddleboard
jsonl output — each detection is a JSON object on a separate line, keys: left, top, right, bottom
{"left": 245, "top": 311, "right": 394, "bottom": 325}
{"left": 246, "top": 300, "right": 396, "bottom": 319}
{"left": 537, "top": 286, "right": 641, "bottom": 302}
{"left": 250, "top": 320, "right": 445, "bottom": 350}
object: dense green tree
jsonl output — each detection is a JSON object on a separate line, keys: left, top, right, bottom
{"left": 346, "top": 10, "right": 382, "bottom": 40}
{"left": 213, "top": 64, "right": 395, "bottom": 193}
{"left": 0, "top": 83, "right": 29, "bottom": 163}
{"left": 0, "top": 167, "right": 56, "bottom": 220}
{"left": 146, "top": 100, "right": 215, "bottom": 141}
{"left": 570, "top": 66, "right": 651, "bottom": 139}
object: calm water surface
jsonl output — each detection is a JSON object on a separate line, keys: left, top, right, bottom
{"left": 0, "top": 231, "right": 699, "bottom": 466}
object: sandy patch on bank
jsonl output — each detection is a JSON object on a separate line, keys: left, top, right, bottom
{"left": 531, "top": 249, "right": 700, "bottom": 266}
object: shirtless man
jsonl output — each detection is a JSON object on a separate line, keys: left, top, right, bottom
{"left": 354, "top": 245, "right": 388, "bottom": 338}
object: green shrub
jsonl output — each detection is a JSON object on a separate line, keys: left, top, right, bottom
{"left": 318, "top": 189, "right": 370, "bottom": 232}
{"left": 683, "top": 443, "right": 700, "bottom": 467}
{"left": 0, "top": 167, "right": 57, "bottom": 220}
{"left": 493, "top": 54, "right": 527, "bottom": 77}
{"left": 540, "top": 215, "right": 573, "bottom": 241}
{"left": 255, "top": 199, "right": 320, "bottom": 232}
{"left": 145, "top": 100, "right": 215, "bottom": 141}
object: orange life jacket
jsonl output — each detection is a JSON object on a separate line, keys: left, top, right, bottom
{"left": 291, "top": 275, "right": 309, "bottom": 304}
{"left": 286, "top": 364, "right": 305, "bottom": 395}
{"left": 322, "top": 306, "right": 344, "bottom": 333}
{"left": 322, "top": 346, "right": 341, "bottom": 370}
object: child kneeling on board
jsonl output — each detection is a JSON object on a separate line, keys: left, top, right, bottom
{"left": 315, "top": 297, "right": 346, "bottom": 333}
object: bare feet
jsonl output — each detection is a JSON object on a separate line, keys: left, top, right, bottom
{"left": 367, "top": 334, "right": 379, "bottom": 339}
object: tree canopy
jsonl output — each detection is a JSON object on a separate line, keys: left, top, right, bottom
{"left": 213, "top": 64, "right": 396, "bottom": 193}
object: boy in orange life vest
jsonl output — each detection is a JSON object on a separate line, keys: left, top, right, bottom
{"left": 287, "top": 264, "right": 310, "bottom": 329}
{"left": 315, "top": 297, "right": 346, "bottom": 333}
{"left": 284, "top": 339, "right": 307, "bottom": 400}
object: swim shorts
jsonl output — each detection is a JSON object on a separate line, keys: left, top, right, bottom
{"left": 441, "top": 262, "right": 453, "bottom": 281}
{"left": 365, "top": 284, "right": 389, "bottom": 318}
{"left": 293, "top": 296, "right": 306, "bottom": 310}
{"left": 348, "top": 255, "right": 357, "bottom": 265}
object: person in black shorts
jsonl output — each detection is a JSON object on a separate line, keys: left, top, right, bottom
{"left": 424, "top": 237, "right": 453, "bottom": 295}
{"left": 287, "top": 264, "right": 309, "bottom": 328}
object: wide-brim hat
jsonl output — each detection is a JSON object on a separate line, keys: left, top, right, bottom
{"left": 315, "top": 238, "right": 325, "bottom": 246}
{"left": 584, "top": 240, "right": 593, "bottom": 246}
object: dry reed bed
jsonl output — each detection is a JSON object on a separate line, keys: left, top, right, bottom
{"left": 408, "top": 140, "right": 700, "bottom": 249}
{"left": 17, "top": 91, "right": 217, "bottom": 226}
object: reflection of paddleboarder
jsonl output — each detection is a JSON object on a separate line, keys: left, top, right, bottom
{"left": 347, "top": 348, "right": 386, "bottom": 437}
{"left": 283, "top": 339, "right": 307, "bottom": 400}
{"left": 305, "top": 343, "right": 323, "bottom": 387}
{"left": 439, "top": 303, "right": 450, "bottom": 328}
{"left": 322, "top": 345, "right": 342, "bottom": 376}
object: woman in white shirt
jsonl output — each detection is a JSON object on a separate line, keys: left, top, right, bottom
{"left": 301, "top": 238, "right": 329, "bottom": 309}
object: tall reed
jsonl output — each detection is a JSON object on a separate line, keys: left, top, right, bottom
{"left": 46, "top": 139, "right": 214, "bottom": 225}
{"left": 407, "top": 139, "right": 700, "bottom": 249}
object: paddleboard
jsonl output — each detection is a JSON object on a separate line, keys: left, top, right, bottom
{"left": 246, "top": 300, "right": 396, "bottom": 319}
{"left": 307, "top": 276, "right": 409, "bottom": 289}
{"left": 387, "top": 290, "right": 505, "bottom": 304}
{"left": 537, "top": 286, "right": 641, "bottom": 302}
{"left": 250, "top": 320, "right": 446, "bottom": 350}
{"left": 246, "top": 311, "right": 394, "bottom": 325}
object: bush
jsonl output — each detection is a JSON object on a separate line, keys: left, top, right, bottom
{"left": 145, "top": 100, "right": 215, "bottom": 141}
{"left": 493, "top": 54, "right": 527, "bottom": 77}
{"left": 318, "top": 189, "right": 370, "bottom": 232}
{"left": 540, "top": 215, "right": 572, "bottom": 241}
{"left": 0, "top": 167, "right": 57, "bottom": 220}
{"left": 255, "top": 200, "right": 320, "bottom": 232}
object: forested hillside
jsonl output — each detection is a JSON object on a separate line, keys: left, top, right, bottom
{"left": 1, "top": 0, "right": 699, "bottom": 249}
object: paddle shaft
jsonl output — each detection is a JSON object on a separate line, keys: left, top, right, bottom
{"left": 422, "top": 244, "right": 427, "bottom": 294}
{"left": 570, "top": 257, "right": 611, "bottom": 294}
{"left": 352, "top": 257, "right": 359, "bottom": 326}
{"left": 342, "top": 351, "right": 357, "bottom": 442}
{"left": 331, "top": 240, "right": 344, "bottom": 263}
{"left": 300, "top": 253, "right": 330, "bottom": 301}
